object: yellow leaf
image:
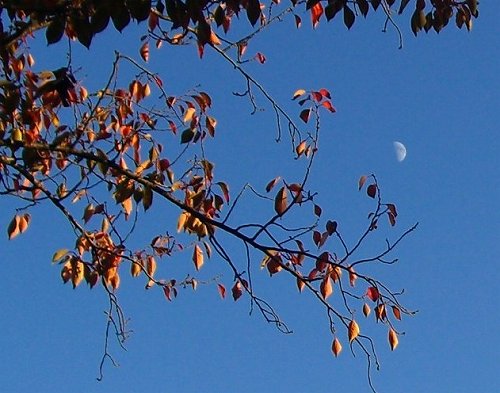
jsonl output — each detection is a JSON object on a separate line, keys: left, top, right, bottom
{"left": 122, "top": 197, "right": 133, "bottom": 219}
{"left": 332, "top": 338, "right": 342, "bottom": 357}
{"left": 52, "top": 248, "right": 69, "bottom": 263}
{"left": 274, "top": 186, "right": 288, "bottom": 215}
{"left": 348, "top": 320, "right": 360, "bottom": 343}
{"left": 389, "top": 328, "right": 399, "bottom": 351}
{"left": 193, "top": 244, "right": 204, "bottom": 271}
{"left": 292, "top": 89, "right": 306, "bottom": 100}
{"left": 131, "top": 259, "right": 143, "bottom": 277}
{"left": 183, "top": 107, "right": 196, "bottom": 123}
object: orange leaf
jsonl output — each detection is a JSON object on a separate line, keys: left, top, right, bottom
{"left": 193, "top": 244, "right": 204, "bottom": 271}
{"left": 322, "top": 100, "right": 336, "bottom": 113}
{"left": 320, "top": 276, "right": 333, "bottom": 299}
{"left": 146, "top": 255, "right": 157, "bottom": 278}
{"left": 332, "top": 338, "right": 342, "bottom": 357}
{"left": 389, "top": 328, "right": 399, "bottom": 351}
{"left": 375, "top": 304, "right": 387, "bottom": 321}
{"left": 266, "top": 254, "right": 282, "bottom": 276}
{"left": 274, "top": 186, "right": 288, "bottom": 215}
{"left": 348, "top": 320, "right": 360, "bottom": 343}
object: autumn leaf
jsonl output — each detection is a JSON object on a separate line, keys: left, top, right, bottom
{"left": 363, "top": 303, "right": 371, "bottom": 317}
{"left": 7, "top": 215, "right": 20, "bottom": 240}
{"left": 348, "top": 320, "right": 360, "bottom": 343}
{"left": 358, "top": 175, "right": 367, "bottom": 190}
{"left": 366, "top": 286, "right": 380, "bottom": 302}
{"left": 299, "top": 108, "right": 311, "bottom": 123}
{"left": 332, "top": 338, "right": 342, "bottom": 357}
{"left": 274, "top": 186, "right": 288, "bottom": 215}
{"left": 367, "top": 184, "right": 377, "bottom": 198}
{"left": 193, "top": 244, "right": 204, "bottom": 271}
{"left": 140, "top": 41, "right": 149, "bottom": 62}
{"left": 232, "top": 281, "right": 243, "bottom": 301}
{"left": 321, "top": 100, "right": 336, "bottom": 113}
{"left": 217, "top": 283, "right": 226, "bottom": 299}
{"left": 292, "top": 89, "right": 306, "bottom": 100}
{"left": 320, "top": 276, "right": 333, "bottom": 299}
{"left": 311, "top": 2, "right": 324, "bottom": 28}
{"left": 266, "top": 254, "right": 282, "bottom": 276}
{"left": 183, "top": 107, "right": 196, "bottom": 123}
{"left": 265, "top": 176, "right": 281, "bottom": 193}
{"left": 392, "top": 306, "right": 402, "bottom": 320}
{"left": 52, "top": 248, "right": 69, "bottom": 263}
{"left": 389, "top": 328, "right": 399, "bottom": 351}
{"left": 296, "top": 140, "right": 307, "bottom": 157}
{"left": 296, "top": 276, "right": 305, "bottom": 292}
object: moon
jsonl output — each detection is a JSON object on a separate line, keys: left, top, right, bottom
{"left": 393, "top": 141, "right": 407, "bottom": 162}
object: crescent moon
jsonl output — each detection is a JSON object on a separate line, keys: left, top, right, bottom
{"left": 393, "top": 141, "right": 407, "bottom": 162}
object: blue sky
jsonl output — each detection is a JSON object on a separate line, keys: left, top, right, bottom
{"left": 1, "top": 3, "right": 499, "bottom": 393}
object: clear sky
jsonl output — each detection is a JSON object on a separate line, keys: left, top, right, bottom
{"left": 1, "top": 3, "right": 499, "bottom": 393}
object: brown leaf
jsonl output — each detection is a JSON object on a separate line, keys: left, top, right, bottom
{"left": 265, "top": 176, "right": 281, "bottom": 193}
{"left": 363, "top": 303, "right": 371, "bottom": 317}
{"left": 320, "top": 276, "right": 333, "bottom": 299}
{"left": 7, "top": 215, "right": 20, "bottom": 240}
{"left": 146, "top": 255, "right": 157, "bottom": 278}
{"left": 217, "top": 283, "right": 226, "bottom": 299}
{"left": 267, "top": 254, "right": 282, "bottom": 276}
{"left": 299, "top": 108, "right": 311, "bottom": 123}
{"left": 326, "top": 220, "right": 337, "bottom": 235}
{"left": 296, "top": 140, "right": 307, "bottom": 157}
{"left": 274, "top": 186, "right": 288, "bottom": 215}
{"left": 375, "top": 304, "right": 387, "bottom": 321}
{"left": 348, "top": 320, "right": 360, "bottom": 343}
{"left": 392, "top": 306, "right": 402, "bottom": 320}
{"left": 367, "top": 184, "right": 377, "bottom": 198}
{"left": 332, "top": 338, "right": 342, "bottom": 357}
{"left": 296, "top": 275, "right": 305, "bottom": 292}
{"left": 232, "top": 281, "right": 243, "bottom": 301}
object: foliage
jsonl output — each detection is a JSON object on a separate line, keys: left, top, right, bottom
{"left": 0, "top": 0, "right": 478, "bottom": 390}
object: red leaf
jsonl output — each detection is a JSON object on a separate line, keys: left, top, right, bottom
{"left": 311, "top": 2, "right": 324, "bottom": 28}
{"left": 217, "top": 283, "right": 226, "bottom": 299}
{"left": 300, "top": 108, "right": 311, "bottom": 123}
{"left": 319, "top": 88, "right": 331, "bottom": 99}
{"left": 311, "top": 91, "right": 322, "bottom": 102}
{"left": 255, "top": 52, "right": 266, "bottom": 64}
{"left": 232, "top": 281, "right": 243, "bottom": 301}
{"left": 315, "top": 251, "right": 329, "bottom": 271}
{"left": 322, "top": 100, "right": 336, "bottom": 113}
{"left": 366, "top": 286, "right": 380, "bottom": 302}
{"left": 217, "top": 181, "right": 230, "bottom": 203}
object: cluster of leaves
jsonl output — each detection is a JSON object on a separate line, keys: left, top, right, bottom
{"left": 0, "top": 0, "right": 478, "bottom": 390}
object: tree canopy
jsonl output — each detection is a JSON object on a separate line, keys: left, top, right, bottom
{"left": 0, "top": 0, "right": 479, "bottom": 390}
